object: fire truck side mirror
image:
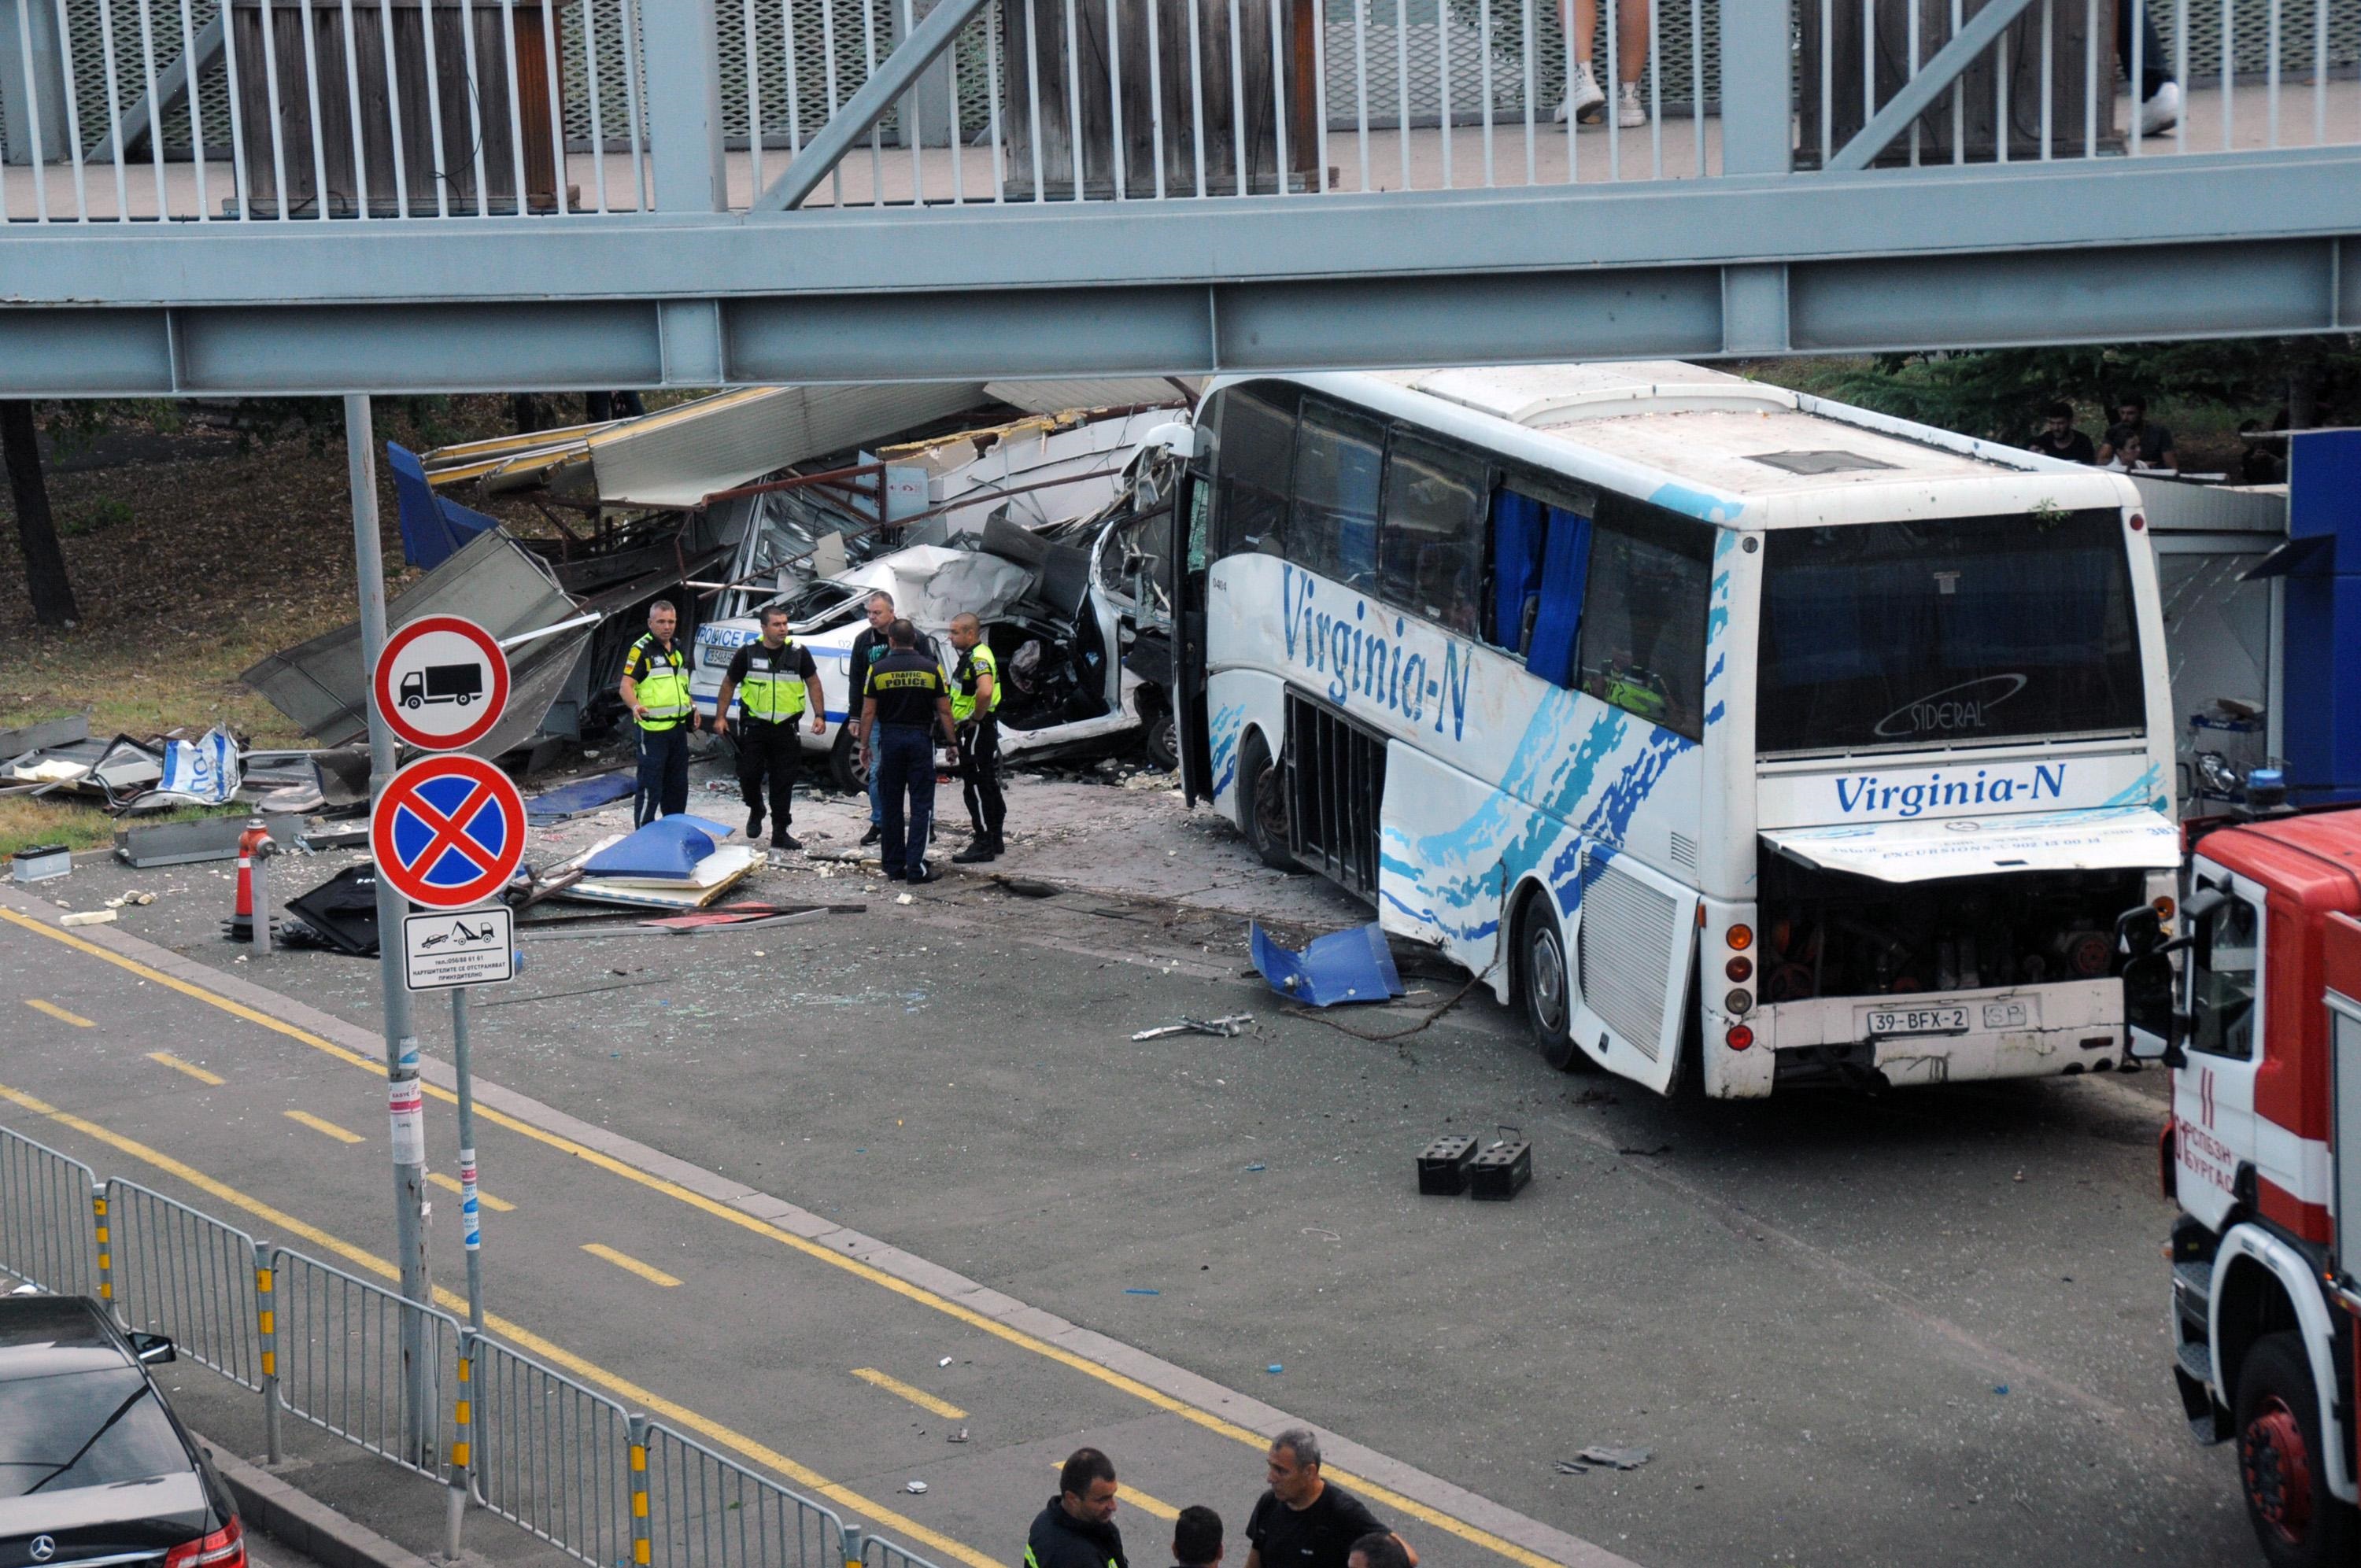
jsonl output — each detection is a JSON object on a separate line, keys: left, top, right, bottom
{"left": 2122, "top": 953, "right": 2185, "bottom": 1065}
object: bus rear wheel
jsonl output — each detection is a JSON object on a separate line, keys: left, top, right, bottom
{"left": 2237, "top": 1331, "right": 2358, "bottom": 1568}
{"left": 1518, "top": 896, "right": 1587, "bottom": 1072}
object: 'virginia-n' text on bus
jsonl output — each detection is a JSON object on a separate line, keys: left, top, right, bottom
{"left": 1155, "top": 363, "right": 2178, "bottom": 1098}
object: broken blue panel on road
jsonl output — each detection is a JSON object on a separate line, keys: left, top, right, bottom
{"left": 582, "top": 815, "right": 735, "bottom": 879}
{"left": 526, "top": 769, "right": 636, "bottom": 825}
{"left": 1249, "top": 921, "right": 1404, "bottom": 1008}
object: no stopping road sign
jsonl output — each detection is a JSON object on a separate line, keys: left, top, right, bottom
{"left": 371, "top": 753, "right": 527, "bottom": 909}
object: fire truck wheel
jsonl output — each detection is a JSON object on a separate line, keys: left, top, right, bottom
{"left": 2236, "top": 1331, "right": 2358, "bottom": 1568}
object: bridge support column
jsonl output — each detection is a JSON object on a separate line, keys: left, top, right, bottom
{"left": 642, "top": 0, "right": 727, "bottom": 211}
{"left": 1719, "top": 1, "right": 1794, "bottom": 176}
{"left": 1723, "top": 265, "right": 1791, "bottom": 355}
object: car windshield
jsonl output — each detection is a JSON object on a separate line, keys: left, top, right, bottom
{"left": 1756, "top": 510, "right": 2145, "bottom": 755}
{"left": 0, "top": 1369, "right": 189, "bottom": 1497}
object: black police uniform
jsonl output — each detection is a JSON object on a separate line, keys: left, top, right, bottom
{"left": 1023, "top": 1499, "right": 1127, "bottom": 1568}
{"left": 723, "top": 636, "right": 819, "bottom": 847}
{"left": 866, "top": 647, "right": 948, "bottom": 881}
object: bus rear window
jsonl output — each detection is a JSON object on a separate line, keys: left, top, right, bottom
{"left": 1757, "top": 511, "right": 2145, "bottom": 756}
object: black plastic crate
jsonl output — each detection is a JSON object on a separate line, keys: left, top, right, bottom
{"left": 1468, "top": 1140, "right": 1532, "bottom": 1201}
{"left": 1417, "top": 1135, "right": 1479, "bottom": 1196}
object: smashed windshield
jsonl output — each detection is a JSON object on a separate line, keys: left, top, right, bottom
{"left": 1757, "top": 510, "right": 2145, "bottom": 755}
{"left": 0, "top": 1369, "right": 188, "bottom": 1496}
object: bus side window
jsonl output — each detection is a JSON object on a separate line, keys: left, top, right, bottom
{"left": 1210, "top": 383, "right": 1297, "bottom": 559}
{"left": 1291, "top": 402, "right": 1384, "bottom": 593}
{"left": 1378, "top": 436, "right": 1485, "bottom": 637}
{"left": 1576, "top": 505, "right": 1712, "bottom": 740}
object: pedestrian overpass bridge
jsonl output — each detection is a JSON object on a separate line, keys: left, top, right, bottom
{"left": 1, "top": 0, "right": 2355, "bottom": 397}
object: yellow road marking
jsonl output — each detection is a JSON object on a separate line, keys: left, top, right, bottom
{"left": 0, "top": 1080, "right": 996, "bottom": 1568}
{"left": 428, "top": 1173, "right": 515, "bottom": 1212}
{"left": 1045, "top": 1464, "right": 1179, "bottom": 1522}
{"left": 26, "top": 999, "right": 93, "bottom": 1028}
{"left": 582, "top": 1243, "right": 681, "bottom": 1288}
{"left": 0, "top": 906, "right": 1557, "bottom": 1568}
{"left": 852, "top": 1367, "right": 966, "bottom": 1421}
{"left": 147, "top": 1052, "right": 224, "bottom": 1086}
{"left": 283, "top": 1110, "right": 364, "bottom": 1145}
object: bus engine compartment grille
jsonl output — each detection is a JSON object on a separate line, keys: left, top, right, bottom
{"left": 1284, "top": 692, "right": 1387, "bottom": 900}
{"left": 1579, "top": 860, "right": 1679, "bottom": 1060}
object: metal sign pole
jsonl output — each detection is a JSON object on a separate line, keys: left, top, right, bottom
{"left": 346, "top": 393, "right": 436, "bottom": 1466}
{"left": 450, "top": 987, "right": 486, "bottom": 1334}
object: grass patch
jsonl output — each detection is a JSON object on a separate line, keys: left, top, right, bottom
{"left": 0, "top": 795, "right": 248, "bottom": 858}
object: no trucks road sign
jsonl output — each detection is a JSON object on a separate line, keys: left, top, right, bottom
{"left": 371, "top": 753, "right": 527, "bottom": 910}
{"left": 374, "top": 614, "right": 511, "bottom": 751}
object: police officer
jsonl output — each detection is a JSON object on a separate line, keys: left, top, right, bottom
{"left": 848, "top": 592, "right": 940, "bottom": 848}
{"left": 1025, "top": 1448, "right": 1128, "bottom": 1568}
{"left": 620, "top": 600, "right": 693, "bottom": 826}
{"left": 857, "top": 619, "right": 958, "bottom": 884}
{"left": 712, "top": 604, "right": 825, "bottom": 851}
{"left": 947, "top": 612, "right": 1005, "bottom": 864}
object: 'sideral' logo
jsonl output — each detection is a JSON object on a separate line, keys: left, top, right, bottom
{"left": 1874, "top": 674, "right": 2028, "bottom": 740}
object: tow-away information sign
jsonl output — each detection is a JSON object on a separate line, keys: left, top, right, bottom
{"left": 400, "top": 907, "right": 515, "bottom": 992}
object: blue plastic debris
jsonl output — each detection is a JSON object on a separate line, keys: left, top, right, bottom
{"left": 583, "top": 815, "right": 735, "bottom": 879}
{"left": 1993, "top": 1385, "right": 2009, "bottom": 1396}
{"left": 527, "top": 769, "right": 637, "bottom": 825}
{"left": 1125, "top": 1288, "right": 1161, "bottom": 1296}
{"left": 1250, "top": 921, "right": 1405, "bottom": 1008}
{"left": 1266, "top": 1364, "right": 1283, "bottom": 1374}
{"left": 1243, "top": 1164, "right": 1266, "bottom": 1172}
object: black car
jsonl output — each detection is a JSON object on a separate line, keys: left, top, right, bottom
{"left": 0, "top": 1296, "right": 244, "bottom": 1568}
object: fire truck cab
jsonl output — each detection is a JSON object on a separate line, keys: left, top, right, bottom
{"left": 2128, "top": 792, "right": 2361, "bottom": 1565}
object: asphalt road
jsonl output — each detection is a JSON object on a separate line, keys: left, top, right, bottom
{"left": 0, "top": 779, "right": 2258, "bottom": 1568}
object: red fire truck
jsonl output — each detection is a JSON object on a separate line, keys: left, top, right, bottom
{"left": 2125, "top": 778, "right": 2361, "bottom": 1566}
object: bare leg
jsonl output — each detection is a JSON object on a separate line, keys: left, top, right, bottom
{"left": 1564, "top": 0, "right": 1650, "bottom": 82}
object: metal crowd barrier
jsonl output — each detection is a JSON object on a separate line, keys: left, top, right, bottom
{"left": 0, "top": 1127, "right": 99, "bottom": 1298}
{"left": 0, "top": 1122, "right": 943, "bottom": 1568}
{"left": 468, "top": 1329, "right": 637, "bottom": 1566}
{"left": 644, "top": 1423, "right": 848, "bottom": 1568}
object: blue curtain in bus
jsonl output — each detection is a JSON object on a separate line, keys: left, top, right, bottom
{"left": 1491, "top": 492, "right": 1548, "bottom": 650}
{"left": 1524, "top": 505, "right": 1591, "bottom": 689}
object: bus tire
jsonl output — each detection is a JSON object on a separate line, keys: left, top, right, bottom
{"left": 1240, "top": 734, "right": 1295, "bottom": 872}
{"left": 1516, "top": 892, "right": 1587, "bottom": 1073}
{"left": 2235, "top": 1330, "right": 2358, "bottom": 1568}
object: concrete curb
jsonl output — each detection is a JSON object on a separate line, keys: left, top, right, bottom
{"left": 197, "top": 1436, "right": 438, "bottom": 1568}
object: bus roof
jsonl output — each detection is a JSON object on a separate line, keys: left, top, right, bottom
{"left": 1256, "top": 362, "right": 2134, "bottom": 527}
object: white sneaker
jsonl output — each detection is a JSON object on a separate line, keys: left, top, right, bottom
{"left": 2137, "top": 79, "right": 2181, "bottom": 137}
{"left": 1614, "top": 82, "right": 1646, "bottom": 129}
{"left": 1560, "top": 61, "right": 1604, "bottom": 125}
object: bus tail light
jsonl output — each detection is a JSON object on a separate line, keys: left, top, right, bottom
{"left": 2130, "top": 512, "right": 2146, "bottom": 532}
{"left": 1725, "top": 1024, "right": 1754, "bottom": 1051}
{"left": 1727, "top": 923, "right": 1753, "bottom": 952}
{"left": 1726, "top": 989, "right": 1754, "bottom": 1015}
{"left": 1725, "top": 955, "right": 1753, "bottom": 982}
{"left": 2152, "top": 895, "right": 2175, "bottom": 920}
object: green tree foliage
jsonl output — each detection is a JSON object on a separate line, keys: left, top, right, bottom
{"left": 1813, "top": 337, "right": 2361, "bottom": 443}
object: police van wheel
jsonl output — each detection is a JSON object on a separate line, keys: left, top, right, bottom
{"left": 1517, "top": 898, "right": 1586, "bottom": 1072}
{"left": 2237, "top": 1332, "right": 2358, "bottom": 1568}
{"left": 829, "top": 728, "right": 865, "bottom": 795}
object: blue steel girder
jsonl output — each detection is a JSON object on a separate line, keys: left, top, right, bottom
{"left": 0, "top": 146, "right": 2355, "bottom": 397}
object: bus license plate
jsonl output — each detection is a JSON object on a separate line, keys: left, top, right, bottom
{"left": 1863, "top": 1005, "right": 1969, "bottom": 1038}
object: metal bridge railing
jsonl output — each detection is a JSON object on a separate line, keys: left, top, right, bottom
{"left": 0, "top": 1126, "right": 99, "bottom": 1298}
{"left": 0, "top": 1120, "right": 949, "bottom": 1568}
{"left": 3, "top": 0, "right": 2354, "bottom": 223}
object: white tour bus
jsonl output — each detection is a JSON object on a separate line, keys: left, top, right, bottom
{"left": 1157, "top": 363, "right": 2179, "bottom": 1098}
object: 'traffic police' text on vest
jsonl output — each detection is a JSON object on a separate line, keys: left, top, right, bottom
{"left": 951, "top": 644, "right": 1002, "bottom": 724}
{"left": 739, "top": 639, "right": 809, "bottom": 724}
{"left": 631, "top": 636, "right": 692, "bottom": 731}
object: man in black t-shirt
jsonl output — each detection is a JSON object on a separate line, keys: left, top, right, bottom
{"left": 713, "top": 605, "right": 824, "bottom": 850}
{"left": 2097, "top": 394, "right": 2179, "bottom": 474}
{"left": 2027, "top": 401, "right": 2095, "bottom": 465}
{"left": 1243, "top": 1431, "right": 1415, "bottom": 1568}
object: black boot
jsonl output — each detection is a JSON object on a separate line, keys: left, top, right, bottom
{"left": 951, "top": 837, "right": 997, "bottom": 864}
{"left": 859, "top": 824, "right": 881, "bottom": 847}
{"left": 746, "top": 806, "right": 763, "bottom": 839}
{"left": 771, "top": 830, "right": 804, "bottom": 851}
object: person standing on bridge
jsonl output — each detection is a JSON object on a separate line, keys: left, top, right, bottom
{"left": 712, "top": 603, "right": 825, "bottom": 852}
{"left": 858, "top": 618, "right": 958, "bottom": 885}
{"left": 947, "top": 612, "right": 1006, "bottom": 864}
{"left": 1243, "top": 1431, "right": 1416, "bottom": 1568}
{"left": 620, "top": 600, "right": 693, "bottom": 826}
{"left": 1025, "top": 1448, "right": 1129, "bottom": 1568}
